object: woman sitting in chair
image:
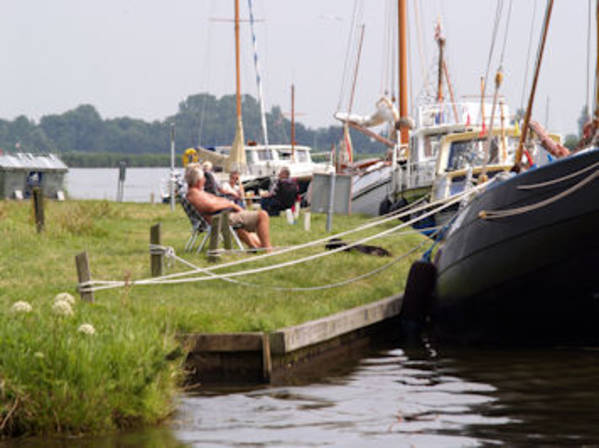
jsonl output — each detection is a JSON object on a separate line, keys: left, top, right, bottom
{"left": 184, "top": 164, "right": 271, "bottom": 251}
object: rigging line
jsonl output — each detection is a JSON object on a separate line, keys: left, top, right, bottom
{"left": 247, "top": 0, "right": 269, "bottom": 147}
{"left": 482, "top": 0, "right": 504, "bottom": 101}
{"left": 380, "top": 0, "right": 390, "bottom": 94}
{"left": 197, "top": 0, "right": 218, "bottom": 146}
{"left": 337, "top": 0, "right": 361, "bottom": 112}
{"left": 498, "top": 0, "right": 514, "bottom": 68}
{"left": 412, "top": 0, "right": 430, "bottom": 97}
{"left": 520, "top": 0, "right": 538, "bottom": 113}
{"left": 106, "top": 186, "right": 484, "bottom": 289}
{"left": 126, "top": 194, "right": 466, "bottom": 288}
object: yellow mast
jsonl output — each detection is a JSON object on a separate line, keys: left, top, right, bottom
{"left": 228, "top": 0, "right": 247, "bottom": 173}
{"left": 398, "top": 0, "right": 409, "bottom": 146}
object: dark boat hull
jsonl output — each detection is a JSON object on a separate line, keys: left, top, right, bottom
{"left": 432, "top": 148, "right": 599, "bottom": 345}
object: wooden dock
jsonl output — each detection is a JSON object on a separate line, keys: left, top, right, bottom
{"left": 181, "top": 294, "right": 403, "bottom": 385}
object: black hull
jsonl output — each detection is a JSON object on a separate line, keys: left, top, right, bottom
{"left": 432, "top": 148, "right": 599, "bottom": 345}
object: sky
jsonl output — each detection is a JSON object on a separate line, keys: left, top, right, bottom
{"left": 0, "top": 0, "right": 594, "bottom": 137}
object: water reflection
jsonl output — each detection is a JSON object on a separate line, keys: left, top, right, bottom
{"left": 3, "top": 346, "right": 599, "bottom": 447}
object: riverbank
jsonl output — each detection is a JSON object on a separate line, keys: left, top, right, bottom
{"left": 0, "top": 199, "right": 425, "bottom": 437}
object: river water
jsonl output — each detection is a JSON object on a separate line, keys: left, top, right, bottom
{"left": 65, "top": 167, "right": 173, "bottom": 203}
{"left": 6, "top": 169, "right": 598, "bottom": 447}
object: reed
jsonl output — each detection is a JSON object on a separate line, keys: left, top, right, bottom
{"left": 0, "top": 199, "right": 425, "bottom": 436}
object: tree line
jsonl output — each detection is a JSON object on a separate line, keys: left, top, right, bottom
{"left": 0, "top": 93, "right": 383, "bottom": 167}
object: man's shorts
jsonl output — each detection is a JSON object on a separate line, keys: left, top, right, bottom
{"left": 228, "top": 210, "right": 260, "bottom": 232}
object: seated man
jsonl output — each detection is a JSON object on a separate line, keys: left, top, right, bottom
{"left": 220, "top": 169, "right": 245, "bottom": 208}
{"left": 185, "top": 164, "right": 271, "bottom": 251}
{"left": 260, "top": 166, "right": 299, "bottom": 216}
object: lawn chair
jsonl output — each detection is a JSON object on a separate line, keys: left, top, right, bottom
{"left": 180, "top": 196, "right": 244, "bottom": 253}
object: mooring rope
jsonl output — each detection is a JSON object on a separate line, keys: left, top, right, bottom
{"left": 517, "top": 160, "right": 599, "bottom": 190}
{"left": 80, "top": 189, "right": 473, "bottom": 293}
{"left": 479, "top": 169, "right": 599, "bottom": 220}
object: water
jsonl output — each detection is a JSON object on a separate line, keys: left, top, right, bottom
{"left": 65, "top": 167, "right": 173, "bottom": 202}
{"left": 4, "top": 345, "right": 599, "bottom": 447}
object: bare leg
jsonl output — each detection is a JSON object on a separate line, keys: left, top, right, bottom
{"left": 256, "top": 210, "right": 272, "bottom": 250}
{"left": 235, "top": 229, "right": 258, "bottom": 248}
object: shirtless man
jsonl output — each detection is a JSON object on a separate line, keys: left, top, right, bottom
{"left": 184, "top": 164, "right": 271, "bottom": 250}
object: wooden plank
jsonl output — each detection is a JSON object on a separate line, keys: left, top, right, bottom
{"left": 182, "top": 333, "right": 264, "bottom": 352}
{"left": 150, "top": 223, "right": 163, "bottom": 277}
{"left": 75, "top": 251, "right": 94, "bottom": 303}
{"left": 269, "top": 295, "right": 402, "bottom": 355}
{"left": 262, "top": 332, "right": 272, "bottom": 382}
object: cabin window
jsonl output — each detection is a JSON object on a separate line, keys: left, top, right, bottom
{"left": 256, "top": 150, "right": 274, "bottom": 161}
{"left": 296, "top": 150, "right": 309, "bottom": 163}
{"left": 447, "top": 139, "right": 487, "bottom": 171}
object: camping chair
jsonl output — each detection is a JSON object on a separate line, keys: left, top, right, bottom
{"left": 180, "top": 196, "right": 244, "bottom": 253}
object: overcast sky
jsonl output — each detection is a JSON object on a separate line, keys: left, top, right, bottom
{"left": 0, "top": 0, "right": 593, "bottom": 137}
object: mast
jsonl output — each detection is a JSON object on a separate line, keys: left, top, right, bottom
{"left": 514, "top": 0, "right": 554, "bottom": 167}
{"left": 435, "top": 20, "right": 445, "bottom": 103}
{"left": 291, "top": 83, "right": 296, "bottom": 160}
{"left": 235, "top": 0, "right": 242, "bottom": 121}
{"left": 228, "top": 0, "right": 247, "bottom": 173}
{"left": 398, "top": 0, "right": 409, "bottom": 145}
{"left": 247, "top": 0, "right": 269, "bottom": 148}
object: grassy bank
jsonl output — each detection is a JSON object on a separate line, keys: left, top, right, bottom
{"left": 0, "top": 199, "right": 426, "bottom": 437}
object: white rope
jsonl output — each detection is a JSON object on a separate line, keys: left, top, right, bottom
{"left": 82, "top": 189, "right": 470, "bottom": 293}
{"left": 480, "top": 169, "right": 599, "bottom": 220}
{"left": 518, "top": 160, "right": 599, "bottom": 190}
{"left": 133, "top": 185, "right": 480, "bottom": 285}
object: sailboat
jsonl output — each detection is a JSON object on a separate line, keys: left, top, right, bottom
{"left": 406, "top": 0, "right": 599, "bottom": 345}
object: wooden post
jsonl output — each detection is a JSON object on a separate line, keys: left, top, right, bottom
{"left": 32, "top": 187, "right": 44, "bottom": 233}
{"left": 262, "top": 332, "right": 272, "bottom": 383}
{"left": 150, "top": 223, "right": 163, "bottom": 277}
{"left": 75, "top": 251, "right": 94, "bottom": 303}
{"left": 208, "top": 215, "right": 221, "bottom": 262}
{"left": 221, "top": 212, "right": 232, "bottom": 250}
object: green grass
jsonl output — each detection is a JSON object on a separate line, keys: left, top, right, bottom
{"left": 0, "top": 199, "right": 427, "bottom": 436}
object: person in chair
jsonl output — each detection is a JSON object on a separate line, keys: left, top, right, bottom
{"left": 185, "top": 164, "right": 271, "bottom": 251}
{"left": 260, "top": 166, "right": 299, "bottom": 216}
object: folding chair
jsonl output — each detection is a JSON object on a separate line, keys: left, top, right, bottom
{"left": 180, "top": 196, "right": 244, "bottom": 253}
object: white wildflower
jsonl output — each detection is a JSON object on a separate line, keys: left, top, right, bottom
{"left": 10, "top": 301, "right": 32, "bottom": 314}
{"left": 52, "top": 300, "right": 74, "bottom": 317}
{"left": 77, "top": 323, "right": 96, "bottom": 335}
{"left": 54, "top": 292, "right": 76, "bottom": 306}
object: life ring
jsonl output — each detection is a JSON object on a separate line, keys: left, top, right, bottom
{"left": 182, "top": 148, "right": 199, "bottom": 167}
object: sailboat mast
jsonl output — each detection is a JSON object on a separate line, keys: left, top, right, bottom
{"left": 398, "top": 0, "right": 409, "bottom": 145}
{"left": 291, "top": 83, "right": 296, "bottom": 160}
{"left": 235, "top": 0, "right": 242, "bottom": 120}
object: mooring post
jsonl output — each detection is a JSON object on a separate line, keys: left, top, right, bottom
{"left": 262, "top": 332, "right": 272, "bottom": 383}
{"left": 75, "top": 251, "right": 94, "bottom": 303}
{"left": 150, "top": 223, "right": 163, "bottom": 277}
{"left": 221, "top": 212, "right": 232, "bottom": 250}
{"left": 208, "top": 215, "right": 221, "bottom": 262}
{"left": 32, "top": 187, "right": 44, "bottom": 233}
{"left": 117, "top": 161, "right": 127, "bottom": 202}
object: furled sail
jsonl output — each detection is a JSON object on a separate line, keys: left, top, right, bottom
{"left": 226, "top": 117, "right": 247, "bottom": 172}
{"left": 334, "top": 97, "right": 399, "bottom": 128}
